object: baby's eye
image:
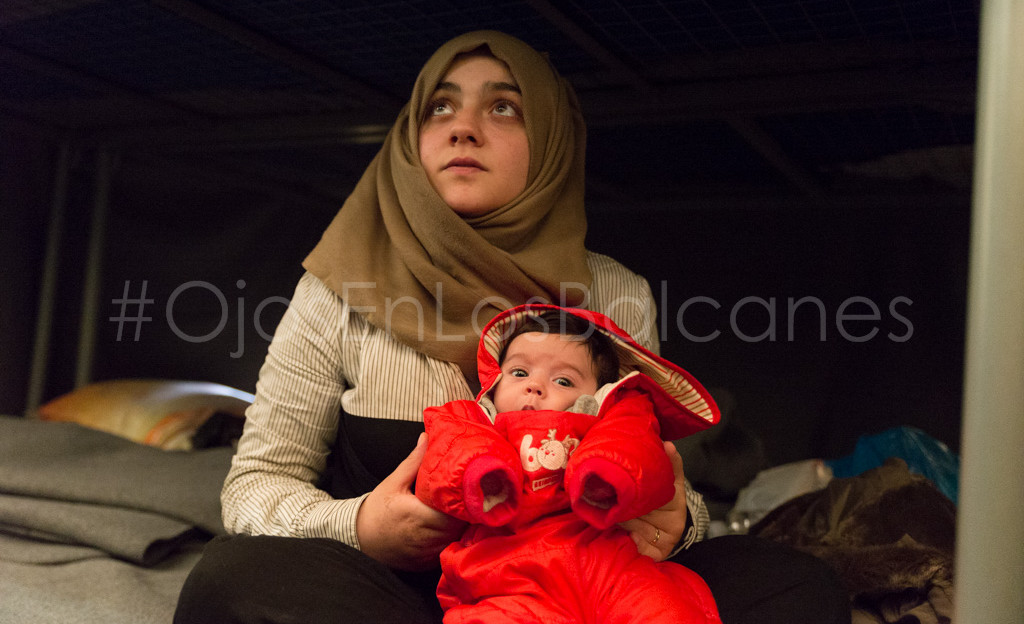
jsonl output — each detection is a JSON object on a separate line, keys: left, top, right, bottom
{"left": 555, "top": 378, "right": 574, "bottom": 388}
{"left": 510, "top": 368, "right": 528, "bottom": 378}
{"left": 493, "top": 100, "right": 521, "bottom": 118}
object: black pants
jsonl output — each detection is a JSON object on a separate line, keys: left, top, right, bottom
{"left": 173, "top": 533, "right": 850, "bottom": 624}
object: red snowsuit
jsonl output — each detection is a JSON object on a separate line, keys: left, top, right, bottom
{"left": 416, "top": 304, "right": 723, "bottom": 624}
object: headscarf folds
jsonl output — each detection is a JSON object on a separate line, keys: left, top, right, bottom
{"left": 303, "top": 31, "right": 591, "bottom": 373}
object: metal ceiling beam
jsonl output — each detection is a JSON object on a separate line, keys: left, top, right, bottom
{"left": 174, "top": 153, "right": 360, "bottom": 199}
{"left": 725, "top": 116, "right": 828, "bottom": 205}
{"left": 524, "top": 0, "right": 824, "bottom": 200}
{"left": 148, "top": 0, "right": 403, "bottom": 109}
{"left": 521, "top": 0, "right": 651, "bottom": 94}
{"left": 579, "top": 57, "right": 976, "bottom": 125}
{"left": 58, "top": 53, "right": 974, "bottom": 151}
{"left": 648, "top": 40, "right": 977, "bottom": 85}
{"left": 0, "top": 44, "right": 202, "bottom": 119}
{"left": 6, "top": 45, "right": 974, "bottom": 163}
{"left": 81, "top": 111, "right": 392, "bottom": 151}
{"left": 120, "top": 155, "right": 344, "bottom": 208}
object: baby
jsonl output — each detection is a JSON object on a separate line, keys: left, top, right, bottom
{"left": 416, "top": 304, "right": 723, "bottom": 623}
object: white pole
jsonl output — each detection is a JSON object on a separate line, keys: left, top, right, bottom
{"left": 955, "top": 1, "right": 1024, "bottom": 622}
{"left": 25, "top": 143, "right": 71, "bottom": 415}
{"left": 75, "top": 149, "right": 113, "bottom": 388}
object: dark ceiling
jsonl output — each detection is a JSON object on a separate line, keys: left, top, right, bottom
{"left": 1, "top": 0, "right": 980, "bottom": 210}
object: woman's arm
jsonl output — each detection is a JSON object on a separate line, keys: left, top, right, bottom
{"left": 221, "top": 272, "right": 360, "bottom": 543}
{"left": 224, "top": 272, "right": 466, "bottom": 569}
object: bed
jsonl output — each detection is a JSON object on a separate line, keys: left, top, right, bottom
{"left": 0, "top": 381, "right": 247, "bottom": 624}
{"left": 2, "top": 379, "right": 960, "bottom": 624}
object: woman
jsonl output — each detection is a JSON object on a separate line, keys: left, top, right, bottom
{"left": 175, "top": 30, "right": 848, "bottom": 624}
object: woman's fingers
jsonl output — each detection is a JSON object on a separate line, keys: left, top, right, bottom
{"left": 617, "top": 441, "right": 689, "bottom": 561}
{"left": 620, "top": 515, "right": 675, "bottom": 561}
{"left": 665, "top": 440, "right": 686, "bottom": 488}
{"left": 625, "top": 519, "right": 665, "bottom": 560}
{"left": 357, "top": 433, "right": 466, "bottom": 570}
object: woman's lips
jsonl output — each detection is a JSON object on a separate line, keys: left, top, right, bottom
{"left": 444, "top": 157, "right": 485, "bottom": 172}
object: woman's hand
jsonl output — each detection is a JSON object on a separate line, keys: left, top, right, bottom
{"left": 618, "top": 441, "right": 689, "bottom": 561}
{"left": 356, "top": 433, "right": 467, "bottom": 570}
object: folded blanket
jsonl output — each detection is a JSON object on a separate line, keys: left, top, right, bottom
{"left": 0, "top": 415, "right": 232, "bottom": 565}
{"left": 0, "top": 533, "right": 205, "bottom": 624}
{"left": 750, "top": 457, "right": 956, "bottom": 624}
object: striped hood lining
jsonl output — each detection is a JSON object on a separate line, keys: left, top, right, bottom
{"left": 476, "top": 304, "right": 720, "bottom": 439}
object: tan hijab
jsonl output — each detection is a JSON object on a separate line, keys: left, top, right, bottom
{"left": 303, "top": 31, "right": 591, "bottom": 373}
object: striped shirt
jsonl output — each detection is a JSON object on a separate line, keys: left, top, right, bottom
{"left": 221, "top": 251, "right": 709, "bottom": 553}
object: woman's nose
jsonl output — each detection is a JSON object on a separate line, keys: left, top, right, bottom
{"left": 449, "top": 113, "right": 480, "bottom": 145}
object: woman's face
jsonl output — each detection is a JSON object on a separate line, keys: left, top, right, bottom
{"left": 419, "top": 54, "right": 530, "bottom": 217}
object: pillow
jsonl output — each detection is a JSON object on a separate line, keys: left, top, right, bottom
{"left": 36, "top": 379, "right": 254, "bottom": 450}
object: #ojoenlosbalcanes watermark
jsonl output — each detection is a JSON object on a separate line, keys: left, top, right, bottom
{"left": 345, "top": 280, "right": 915, "bottom": 344}
{"left": 110, "top": 280, "right": 289, "bottom": 358}
{"left": 662, "top": 294, "right": 914, "bottom": 343}
{"left": 110, "top": 280, "right": 914, "bottom": 357}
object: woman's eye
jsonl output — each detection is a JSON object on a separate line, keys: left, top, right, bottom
{"left": 428, "top": 100, "right": 454, "bottom": 117}
{"left": 493, "top": 101, "right": 520, "bottom": 118}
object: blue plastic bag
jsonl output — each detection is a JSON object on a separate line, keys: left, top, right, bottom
{"left": 826, "top": 426, "right": 960, "bottom": 504}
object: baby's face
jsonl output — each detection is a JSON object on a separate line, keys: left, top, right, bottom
{"left": 492, "top": 332, "right": 599, "bottom": 413}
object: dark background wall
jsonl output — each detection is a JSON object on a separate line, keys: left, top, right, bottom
{"left": 1, "top": 138, "right": 968, "bottom": 467}
{"left": 1, "top": 136, "right": 55, "bottom": 414}
{"left": 586, "top": 202, "right": 968, "bottom": 465}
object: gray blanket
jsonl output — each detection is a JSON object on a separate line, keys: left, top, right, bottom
{"left": 0, "top": 415, "right": 233, "bottom": 623}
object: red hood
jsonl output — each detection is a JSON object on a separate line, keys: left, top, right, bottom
{"left": 476, "top": 304, "right": 720, "bottom": 440}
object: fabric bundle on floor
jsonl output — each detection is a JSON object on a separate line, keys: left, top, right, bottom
{"left": 751, "top": 457, "right": 956, "bottom": 624}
